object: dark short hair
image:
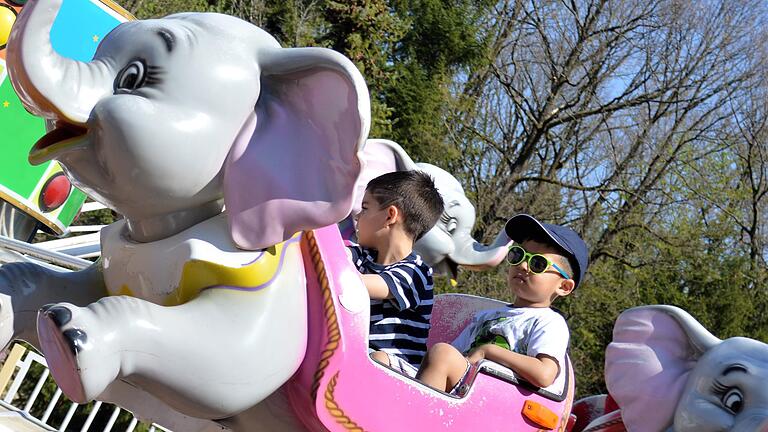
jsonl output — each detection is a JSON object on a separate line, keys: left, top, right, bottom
{"left": 366, "top": 170, "right": 444, "bottom": 241}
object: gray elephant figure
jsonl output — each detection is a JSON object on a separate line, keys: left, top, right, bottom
{"left": 576, "top": 305, "right": 768, "bottom": 432}
{"left": 1, "top": 0, "right": 369, "bottom": 428}
{"left": 349, "top": 139, "right": 511, "bottom": 281}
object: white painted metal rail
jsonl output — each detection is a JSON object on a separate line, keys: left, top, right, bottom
{"left": 0, "top": 343, "right": 171, "bottom": 432}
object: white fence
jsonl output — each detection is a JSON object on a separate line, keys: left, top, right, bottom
{"left": 0, "top": 343, "right": 171, "bottom": 432}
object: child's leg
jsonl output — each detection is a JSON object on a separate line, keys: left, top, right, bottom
{"left": 416, "top": 342, "right": 470, "bottom": 392}
{"left": 370, "top": 350, "right": 391, "bottom": 366}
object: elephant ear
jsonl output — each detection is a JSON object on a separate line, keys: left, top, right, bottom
{"left": 605, "top": 305, "right": 719, "bottom": 432}
{"left": 225, "top": 47, "right": 371, "bottom": 250}
{"left": 349, "top": 139, "right": 417, "bottom": 215}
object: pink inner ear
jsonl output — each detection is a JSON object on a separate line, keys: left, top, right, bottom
{"left": 605, "top": 308, "right": 695, "bottom": 432}
{"left": 224, "top": 68, "right": 364, "bottom": 250}
{"left": 350, "top": 140, "right": 399, "bottom": 215}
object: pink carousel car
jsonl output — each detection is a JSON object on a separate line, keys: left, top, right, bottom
{"left": 282, "top": 224, "right": 576, "bottom": 432}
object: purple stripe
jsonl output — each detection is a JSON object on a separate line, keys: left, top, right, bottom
{"left": 243, "top": 251, "right": 265, "bottom": 266}
{"left": 201, "top": 234, "right": 302, "bottom": 294}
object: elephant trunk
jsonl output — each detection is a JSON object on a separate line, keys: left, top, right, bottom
{"left": 735, "top": 415, "right": 768, "bottom": 432}
{"left": 451, "top": 226, "right": 512, "bottom": 270}
{"left": 7, "top": 0, "right": 113, "bottom": 124}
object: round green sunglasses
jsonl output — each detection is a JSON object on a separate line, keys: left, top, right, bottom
{"left": 507, "top": 245, "right": 571, "bottom": 279}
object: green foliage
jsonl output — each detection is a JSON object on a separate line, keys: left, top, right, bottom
{"left": 73, "top": 208, "right": 117, "bottom": 227}
{"left": 131, "top": 0, "right": 209, "bottom": 18}
{"left": 440, "top": 264, "right": 510, "bottom": 300}
{"left": 322, "top": 0, "right": 409, "bottom": 137}
{"left": 558, "top": 201, "right": 768, "bottom": 397}
{"left": 383, "top": 0, "right": 492, "bottom": 165}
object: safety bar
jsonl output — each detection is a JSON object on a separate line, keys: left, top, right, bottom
{"left": 0, "top": 235, "right": 92, "bottom": 270}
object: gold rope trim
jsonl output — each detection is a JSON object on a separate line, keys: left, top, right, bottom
{"left": 305, "top": 230, "right": 341, "bottom": 400}
{"left": 304, "top": 230, "right": 365, "bottom": 430}
{"left": 581, "top": 417, "right": 625, "bottom": 432}
{"left": 324, "top": 371, "right": 364, "bottom": 431}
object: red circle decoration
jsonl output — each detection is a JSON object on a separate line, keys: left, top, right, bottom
{"left": 40, "top": 173, "right": 71, "bottom": 212}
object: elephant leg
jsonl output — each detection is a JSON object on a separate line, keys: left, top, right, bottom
{"left": 37, "top": 281, "right": 307, "bottom": 419}
{"left": 0, "top": 262, "right": 105, "bottom": 350}
{"left": 218, "top": 390, "right": 307, "bottom": 432}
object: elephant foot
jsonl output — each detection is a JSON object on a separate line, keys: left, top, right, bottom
{"left": 37, "top": 304, "right": 119, "bottom": 404}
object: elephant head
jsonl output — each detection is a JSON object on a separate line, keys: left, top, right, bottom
{"left": 605, "top": 305, "right": 768, "bottom": 432}
{"left": 352, "top": 139, "right": 511, "bottom": 279}
{"left": 414, "top": 163, "right": 511, "bottom": 279}
{"left": 8, "top": 0, "right": 369, "bottom": 248}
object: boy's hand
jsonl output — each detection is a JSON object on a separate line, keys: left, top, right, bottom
{"left": 468, "top": 343, "right": 560, "bottom": 388}
{"left": 467, "top": 345, "right": 488, "bottom": 364}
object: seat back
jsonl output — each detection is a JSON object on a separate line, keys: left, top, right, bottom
{"left": 427, "top": 293, "right": 507, "bottom": 348}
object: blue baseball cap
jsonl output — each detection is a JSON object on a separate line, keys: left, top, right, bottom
{"left": 504, "top": 214, "right": 589, "bottom": 288}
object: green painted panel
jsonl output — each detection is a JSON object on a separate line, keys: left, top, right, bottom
{"left": 58, "top": 187, "right": 88, "bottom": 226}
{"left": 0, "top": 78, "right": 47, "bottom": 196}
{"left": 0, "top": 0, "right": 131, "bottom": 234}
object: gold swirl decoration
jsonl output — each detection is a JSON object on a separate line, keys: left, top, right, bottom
{"left": 324, "top": 371, "right": 364, "bottom": 432}
{"left": 304, "top": 230, "right": 365, "bottom": 431}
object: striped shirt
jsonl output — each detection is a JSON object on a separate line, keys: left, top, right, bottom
{"left": 348, "top": 243, "right": 434, "bottom": 368}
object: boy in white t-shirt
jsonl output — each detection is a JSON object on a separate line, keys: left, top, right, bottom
{"left": 415, "top": 214, "right": 589, "bottom": 393}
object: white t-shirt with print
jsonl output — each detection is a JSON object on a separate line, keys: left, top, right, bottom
{"left": 451, "top": 306, "right": 569, "bottom": 394}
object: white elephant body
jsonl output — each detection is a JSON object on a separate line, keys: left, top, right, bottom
{"left": 36, "top": 218, "right": 308, "bottom": 418}
{"left": 99, "top": 214, "right": 297, "bottom": 304}
{"left": 573, "top": 305, "right": 768, "bottom": 432}
{"left": 2, "top": 0, "right": 370, "bottom": 425}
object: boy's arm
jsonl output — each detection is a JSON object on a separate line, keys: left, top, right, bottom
{"left": 361, "top": 274, "right": 393, "bottom": 300}
{"left": 368, "top": 260, "right": 430, "bottom": 309}
{"left": 345, "top": 242, "right": 363, "bottom": 266}
{"left": 467, "top": 344, "right": 559, "bottom": 388}
{"left": 344, "top": 244, "right": 391, "bottom": 299}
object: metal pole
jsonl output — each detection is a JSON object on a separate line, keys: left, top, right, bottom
{"left": 0, "top": 235, "right": 92, "bottom": 270}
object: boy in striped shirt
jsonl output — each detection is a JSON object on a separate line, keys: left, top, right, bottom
{"left": 347, "top": 170, "right": 444, "bottom": 377}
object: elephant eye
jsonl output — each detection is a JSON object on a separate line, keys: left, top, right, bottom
{"left": 721, "top": 389, "right": 743, "bottom": 413}
{"left": 713, "top": 379, "right": 744, "bottom": 414}
{"left": 439, "top": 212, "right": 458, "bottom": 234}
{"left": 114, "top": 60, "right": 147, "bottom": 94}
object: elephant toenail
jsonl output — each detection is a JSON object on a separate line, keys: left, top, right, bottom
{"left": 63, "top": 329, "right": 87, "bottom": 354}
{"left": 46, "top": 307, "right": 72, "bottom": 327}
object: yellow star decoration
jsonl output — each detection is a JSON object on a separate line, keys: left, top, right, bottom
{"left": 2, "top": 101, "right": 9, "bottom": 108}
{"left": 93, "top": 35, "right": 99, "bottom": 42}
